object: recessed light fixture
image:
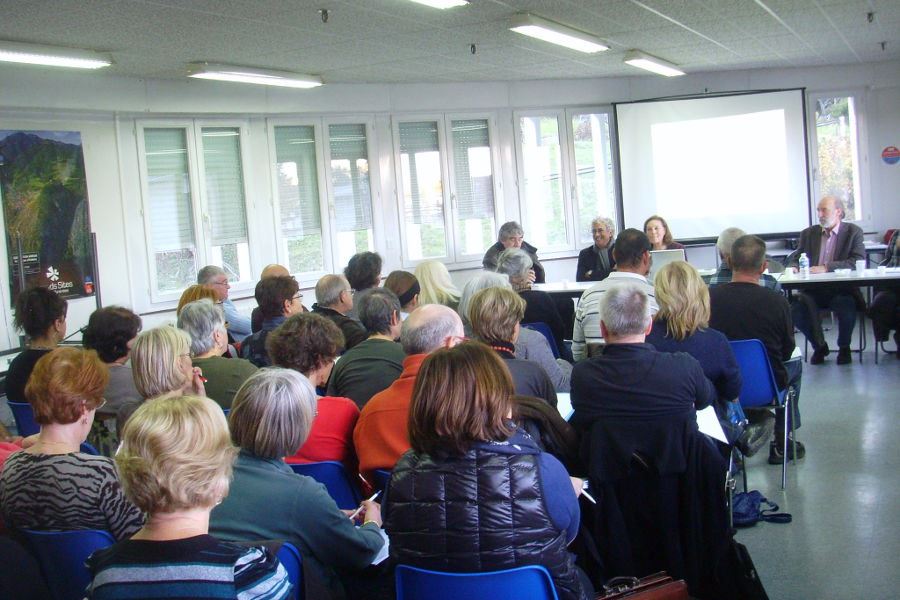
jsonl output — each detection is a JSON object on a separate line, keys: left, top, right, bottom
{"left": 187, "top": 63, "right": 323, "bottom": 89}
{"left": 407, "top": 0, "right": 469, "bottom": 8}
{"left": 0, "top": 40, "right": 112, "bottom": 69}
{"left": 509, "top": 13, "right": 608, "bottom": 54}
{"left": 624, "top": 50, "right": 685, "bottom": 77}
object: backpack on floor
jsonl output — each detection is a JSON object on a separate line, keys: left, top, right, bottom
{"left": 732, "top": 490, "right": 792, "bottom": 527}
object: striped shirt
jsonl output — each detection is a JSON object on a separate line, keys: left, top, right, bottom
{"left": 571, "top": 272, "right": 658, "bottom": 362}
{"left": 85, "top": 534, "right": 291, "bottom": 599}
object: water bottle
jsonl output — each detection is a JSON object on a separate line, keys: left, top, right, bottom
{"left": 799, "top": 253, "right": 810, "bottom": 278}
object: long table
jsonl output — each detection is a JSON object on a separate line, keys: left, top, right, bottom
{"left": 777, "top": 267, "right": 900, "bottom": 291}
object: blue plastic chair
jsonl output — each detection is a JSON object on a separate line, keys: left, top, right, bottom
{"left": 79, "top": 441, "right": 100, "bottom": 455}
{"left": 276, "top": 542, "right": 304, "bottom": 600}
{"left": 8, "top": 401, "right": 39, "bottom": 436}
{"left": 729, "top": 339, "right": 797, "bottom": 490}
{"left": 22, "top": 529, "right": 115, "bottom": 600}
{"left": 522, "top": 322, "right": 559, "bottom": 359}
{"left": 395, "top": 564, "right": 559, "bottom": 600}
{"left": 289, "top": 461, "right": 361, "bottom": 509}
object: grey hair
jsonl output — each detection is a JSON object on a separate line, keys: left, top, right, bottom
{"left": 315, "top": 274, "right": 349, "bottom": 307}
{"left": 716, "top": 227, "right": 746, "bottom": 258}
{"left": 498, "top": 221, "right": 524, "bottom": 242}
{"left": 831, "top": 196, "right": 846, "bottom": 216}
{"left": 600, "top": 282, "right": 651, "bottom": 337}
{"left": 592, "top": 216, "right": 616, "bottom": 236}
{"left": 197, "top": 265, "right": 226, "bottom": 285}
{"left": 458, "top": 272, "right": 512, "bottom": 325}
{"left": 359, "top": 288, "right": 401, "bottom": 335}
{"left": 400, "top": 305, "right": 463, "bottom": 355}
{"left": 228, "top": 368, "right": 317, "bottom": 459}
{"left": 495, "top": 248, "right": 533, "bottom": 282}
{"left": 177, "top": 299, "right": 225, "bottom": 356}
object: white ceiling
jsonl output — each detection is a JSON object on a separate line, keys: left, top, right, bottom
{"left": 1, "top": 0, "right": 898, "bottom": 84}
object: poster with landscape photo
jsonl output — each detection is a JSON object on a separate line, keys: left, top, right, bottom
{"left": 0, "top": 130, "right": 96, "bottom": 303}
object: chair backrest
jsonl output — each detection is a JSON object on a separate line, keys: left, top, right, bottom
{"left": 22, "top": 529, "right": 115, "bottom": 600}
{"left": 372, "top": 469, "right": 392, "bottom": 496}
{"left": 395, "top": 564, "right": 559, "bottom": 600}
{"left": 522, "top": 322, "right": 559, "bottom": 359}
{"left": 728, "top": 339, "right": 783, "bottom": 408}
{"left": 288, "top": 461, "right": 361, "bottom": 509}
{"left": 8, "top": 401, "right": 40, "bottom": 436}
{"left": 276, "top": 542, "right": 303, "bottom": 600}
{"left": 79, "top": 441, "right": 100, "bottom": 455}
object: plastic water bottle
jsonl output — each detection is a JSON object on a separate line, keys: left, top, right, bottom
{"left": 799, "top": 253, "right": 810, "bottom": 278}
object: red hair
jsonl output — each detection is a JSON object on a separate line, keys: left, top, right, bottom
{"left": 27, "top": 347, "right": 109, "bottom": 425}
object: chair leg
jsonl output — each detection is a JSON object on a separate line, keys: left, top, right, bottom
{"left": 782, "top": 394, "right": 789, "bottom": 490}
{"left": 789, "top": 390, "right": 797, "bottom": 466}
{"left": 741, "top": 452, "right": 747, "bottom": 493}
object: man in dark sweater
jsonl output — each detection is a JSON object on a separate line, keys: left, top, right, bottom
{"left": 311, "top": 274, "right": 368, "bottom": 351}
{"left": 709, "top": 234, "right": 804, "bottom": 464}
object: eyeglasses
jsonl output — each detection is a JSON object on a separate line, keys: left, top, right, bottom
{"left": 89, "top": 398, "right": 107, "bottom": 412}
{"left": 591, "top": 228, "right": 608, "bottom": 234}
{"left": 211, "top": 279, "right": 230, "bottom": 286}
{"left": 293, "top": 293, "right": 304, "bottom": 301}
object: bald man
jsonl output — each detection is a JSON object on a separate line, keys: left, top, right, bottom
{"left": 353, "top": 305, "right": 465, "bottom": 480}
{"left": 250, "top": 264, "right": 299, "bottom": 334}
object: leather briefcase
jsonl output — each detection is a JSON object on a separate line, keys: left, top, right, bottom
{"left": 596, "top": 572, "right": 689, "bottom": 600}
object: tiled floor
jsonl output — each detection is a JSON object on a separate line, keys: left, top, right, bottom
{"left": 736, "top": 339, "right": 899, "bottom": 600}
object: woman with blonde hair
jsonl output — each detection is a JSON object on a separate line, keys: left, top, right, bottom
{"left": 414, "top": 260, "right": 460, "bottom": 310}
{"left": 84, "top": 395, "right": 290, "bottom": 599}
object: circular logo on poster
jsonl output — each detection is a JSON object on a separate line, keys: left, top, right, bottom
{"left": 883, "top": 146, "right": 900, "bottom": 165}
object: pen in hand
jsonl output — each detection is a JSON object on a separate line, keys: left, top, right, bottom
{"left": 348, "top": 491, "right": 382, "bottom": 521}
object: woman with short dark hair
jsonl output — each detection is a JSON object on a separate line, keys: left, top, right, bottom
{"left": 6, "top": 287, "right": 67, "bottom": 404}
{"left": 83, "top": 306, "right": 143, "bottom": 417}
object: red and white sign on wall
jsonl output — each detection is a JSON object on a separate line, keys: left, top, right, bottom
{"left": 883, "top": 146, "right": 900, "bottom": 165}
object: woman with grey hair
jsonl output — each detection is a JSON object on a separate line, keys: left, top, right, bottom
{"left": 459, "top": 273, "right": 572, "bottom": 392}
{"left": 210, "top": 368, "right": 386, "bottom": 597}
{"left": 177, "top": 299, "right": 257, "bottom": 410}
{"left": 482, "top": 221, "right": 545, "bottom": 283}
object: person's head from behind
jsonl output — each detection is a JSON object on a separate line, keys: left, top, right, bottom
{"left": 716, "top": 227, "right": 746, "bottom": 261}
{"left": 177, "top": 284, "right": 220, "bottom": 316}
{"left": 495, "top": 247, "right": 533, "bottom": 290}
{"left": 14, "top": 286, "right": 67, "bottom": 340}
{"left": 229, "top": 368, "right": 317, "bottom": 459}
{"left": 729, "top": 234, "right": 767, "bottom": 275}
{"left": 817, "top": 195, "right": 845, "bottom": 229}
{"left": 384, "top": 271, "right": 420, "bottom": 313}
{"left": 197, "top": 265, "right": 230, "bottom": 302}
{"left": 612, "top": 229, "right": 652, "bottom": 275}
{"left": 131, "top": 325, "right": 193, "bottom": 399}
{"left": 591, "top": 216, "right": 615, "bottom": 249}
{"left": 27, "top": 347, "right": 108, "bottom": 428}
{"left": 457, "top": 272, "right": 511, "bottom": 327}
{"left": 344, "top": 251, "right": 383, "bottom": 292}
{"left": 468, "top": 287, "right": 525, "bottom": 346}
{"left": 83, "top": 306, "right": 142, "bottom": 364}
{"left": 256, "top": 275, "right": 301, "bottom": 320}
{"left": 359, "top": 288, "right": 401, "bottom": 338}
{"left": 409, "top": 341, "right": 515, "bottom": 457}
{"left": 414, "top": 261, "right": 459, "bottom": 306}
{"left": 116, "top": 395, "right": 237, "bottom": 515}
{"left": 177, "top": 299, "right": 228, "bottom": 358}
{"left": 267, "top": 313, "right": 344, "bottom": 386}
{"left": 654, "top": 261, "right": 709, "bottom": 341}
{"left": 497, "top": 221, "right": 524, "bottom": 249}
{"left": 400, "top": 304, "right": 464, "bottom": 355}
{"left": 643, "top": 215, "right": 673, "bottom": 248}
{"left": 315, "top": 274, "right": 353, "bottom": 313}
{"left": 600, "top": 283, "right": 652, "bottom": 343}
{"left": 260, "top": 264, "right": 291, "bottom": 279}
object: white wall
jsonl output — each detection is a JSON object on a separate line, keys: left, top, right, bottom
{"left": 1, "top": 60, "right": 898, "bottom": 346}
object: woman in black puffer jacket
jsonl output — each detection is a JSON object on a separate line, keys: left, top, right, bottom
{"left": 382, "top": 342, "right": 591, "bottom": 600}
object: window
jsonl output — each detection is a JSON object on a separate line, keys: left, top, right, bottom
{"left": 394, "top": 115, "right": 499, "bottom": 265}
{"left": 327, "top": 123, "right": 375, "bottom": 269}
{"left": 138, "top": 122, "right": 252, "bottom": 300}
{"left": 812, "top": 95, "right": 864, "bottom": 221}
{"left": 515, "top": 108, "right": 617, "bottom": 253}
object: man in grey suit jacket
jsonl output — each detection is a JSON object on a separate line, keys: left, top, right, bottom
{"left": 787, "top": 196, "right": 865, "bottom": 365}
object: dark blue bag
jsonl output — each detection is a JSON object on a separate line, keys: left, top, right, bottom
{"left": 732, "top": 490, "right": 792, "bottom": 527}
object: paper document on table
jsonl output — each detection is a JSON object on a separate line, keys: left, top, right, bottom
{"left": 696, "top": 405, "right": 727, "bottom": 443}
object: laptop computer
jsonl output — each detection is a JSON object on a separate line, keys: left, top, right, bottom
{"left": 648, "top": 249, "right": 687, "bottom": 283}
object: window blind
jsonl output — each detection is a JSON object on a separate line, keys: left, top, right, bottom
{"left": 144, "top": 128, "right": 195, "bottom": 252}
{"left": 274, "top": 125, "right": 321, "bottom": 239}
{"left": 328, "top": 123, "right": 373, "bottom": 232}
{"left": 450, "top": 119, "right": 494, "bottom": 220}
{"left": 398, "top": 121, "right": 443, "bottom": 226}
{"left": 201, "top": 127, "right": 248, "bottom": 246}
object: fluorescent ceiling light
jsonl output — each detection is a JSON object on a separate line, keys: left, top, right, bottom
{"left": 509, "top": 13, "right": 608, "bottom": 54}
{"left": 0, "top": 40, "right": 112, "bottom": 69}
{"left": 407, "top": 0, "right": 469, "bottom": 8}
{"left": 624, "top": 50, "right": 685, "bottom": 77}
{"left": 188, "top": 63, "right": 323, "bottom": 89}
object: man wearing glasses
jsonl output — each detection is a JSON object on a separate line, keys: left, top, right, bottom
{"left": 576, "top": 217, "right": 617, "bottom": 282}
{"left": 198, "top": 265, "right": 252, "bottom": 342}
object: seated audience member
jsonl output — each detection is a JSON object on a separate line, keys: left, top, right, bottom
{"left": 198, "top": 265, "right": 252, "bottom": 342}
{"left": 572, "top": 229, "right": 659, "bottom": 362}
{"left": 786, "top": 196, "right": 865, "bottom": 365}
{"left": 178, "top": 299, "right": 257, "bottom": 410}
{"left": 496, "top": 247, "right": 571, "bottom": 361}
{"left": 344, "top": 251, "right": 383, "bottom": 322}
{"left": 327, "top": 288, "right": 405, "bottom": 408}
{"left": 241, "top": 275, "right": 303, "bottom": 367}
{"left": 384, "top": 270, "right": 420, "bottom": 319}
{"left": 468, "top": 287, "right": 557, "bottom": 407}
{"left": 0, "top": 348, "right": 143, "bottom": 540}
{"left": 0, "top": 424, "right": 23, "bottom": 471}
{"left": 647, "top": 261, "right": 741, "bottom": 417}
{"left": 251, "top": 264, "right": 295, "bottom": 333}
{"left": 644, "top": 214, "right": 684, "bottom": 251}
{"left": 459, "top": 272, "right": 571, "bottom": 392}
{"left": 868, "top": 228, "right": 900, "bottom": 353}
{"left": 383, "top": 342, "right": 590, "bottom": 600}
{"left": 266, "top": 313, "right": 359, "bottom": 468}
{"left": 414, "top": 260, "right": 460, "bottom": 310}
{"left": 176, "top": 284, "right": 219, "bottom": 316}
{"left": 570, "top": 283, "right": 714, "bottom": 432}
{"left": 354, "top": 305, "right": 464, "bottom": 480}
{"left": 86, "top": 395, "right": 289, "bottom": 599}
{"left": 312, "top": 274, "right": 368, "bottom": 349}
{"left": 708, "top": 227, "right": 780, "bottom": 290}
{"left": 483, "top": 220, "right": 546, "bottom": 283}
{"left": 116, "top": 326, "right": 206, "bottom": 436}
{"left": 6, "top": 287, "right": 67, "bottom": 404}
{"left": 82, "top": 306, "right": 143, "bottom": 417}
{"left": 576, "top": 216, "right": 616, "bottom": 282}
{"left": 211, "top": 369, "right": 385, "bottom": 597}
{"left": 710, "top": 235, "right": 805, "bottom": 464}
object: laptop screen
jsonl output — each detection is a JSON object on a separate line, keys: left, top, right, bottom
{"left": 648, "top": 249, "right": 687, "bottom": 283}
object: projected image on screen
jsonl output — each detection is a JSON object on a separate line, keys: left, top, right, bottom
{"left": 617, "top": 89, "right": 810, "bottom": 240}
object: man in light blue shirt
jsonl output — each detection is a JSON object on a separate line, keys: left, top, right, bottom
{"left": 198, "top": 265, "right": 251, "bottom": 342}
